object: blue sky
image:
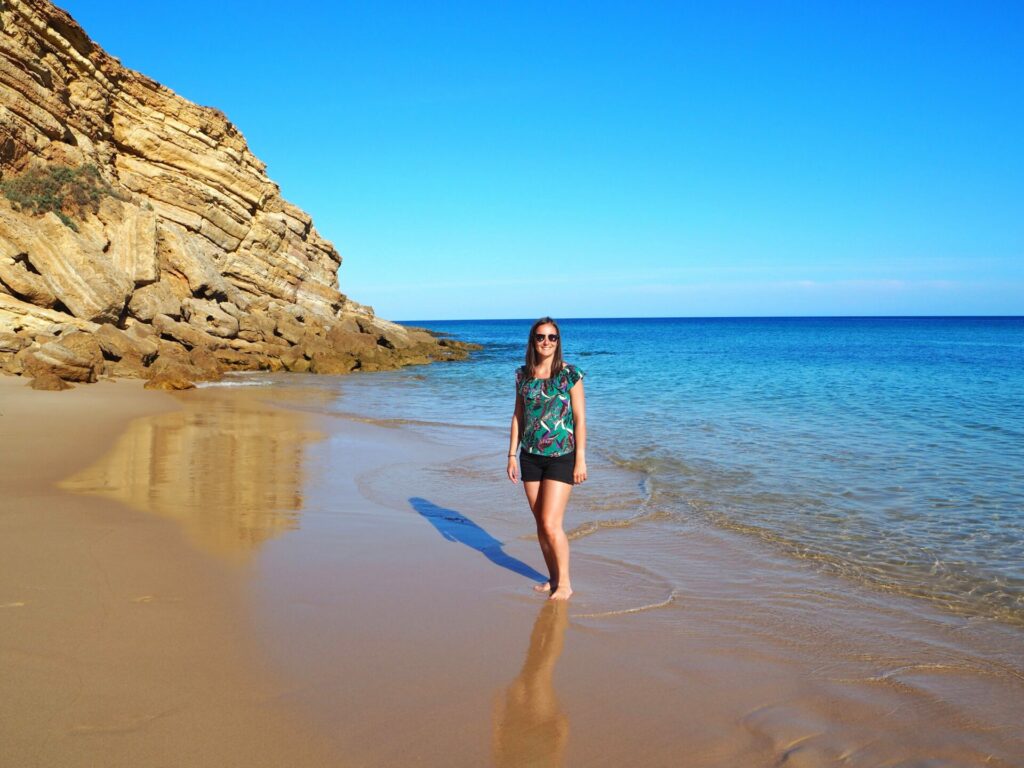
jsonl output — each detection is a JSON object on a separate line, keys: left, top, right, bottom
{"left": 59, "top": 1, "right": 1023, "bottom": 319}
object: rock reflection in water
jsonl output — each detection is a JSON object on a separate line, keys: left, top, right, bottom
{"left": 60, "top": 391, "right": 319, "bottom": 559}
{"left": 493, "top": 602, "right": 570, "bottom": 768}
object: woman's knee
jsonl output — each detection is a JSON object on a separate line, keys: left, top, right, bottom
{"left": 540, "top": 517, "right": 564, "bottom": 540}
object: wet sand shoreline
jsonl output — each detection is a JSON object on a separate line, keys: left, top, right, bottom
{"left": 2, "top": 374, "right": 1022, "bottom": 766}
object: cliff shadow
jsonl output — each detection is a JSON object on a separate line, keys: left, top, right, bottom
{"left": 409, "top": 497, "right": 546, "bottom": 584}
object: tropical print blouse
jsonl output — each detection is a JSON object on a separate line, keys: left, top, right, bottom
{"left": 516, "top": 364, "right": 584, "bottom": 457}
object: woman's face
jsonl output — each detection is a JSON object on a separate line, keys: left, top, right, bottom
{"left": 534, "top": 323, "right": 559, "bottom": 357}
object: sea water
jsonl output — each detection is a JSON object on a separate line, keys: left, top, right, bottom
{"left": 322, "top": 317, "right": 1024, "bottom": 623}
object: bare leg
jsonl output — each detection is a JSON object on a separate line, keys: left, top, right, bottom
{"left": 538, "top": 479, "right": 573, "bottom": 601}
{"left": 524, "top": 481, "right": 555, "bottom": 592}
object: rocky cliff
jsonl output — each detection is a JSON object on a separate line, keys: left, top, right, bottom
{"left": 0, "top": 0, "right": 475, "bottom": 390}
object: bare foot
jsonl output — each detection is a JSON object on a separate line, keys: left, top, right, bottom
{"left": 549, "top": 584, "right": 573, "bottom": 601}
{"left": 533, "top": 581, "right": 552, "bottom": 593}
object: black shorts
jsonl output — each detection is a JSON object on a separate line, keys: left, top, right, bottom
{"left": 520, "top": 450, "right": 576, "bottom": 485}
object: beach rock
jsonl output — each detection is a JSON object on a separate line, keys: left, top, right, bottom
{"left": 237, "top": 311, "right": 276, "bottom": 343}
{"left": 21, "top": 331, "right": 103, "bottom": 383}
{"left": 309, "top": 352, "right": 358, "bottom": 375}
{"left": 0, "top": 295, "right": 98, "bottom": 337}
{"left": 128, "top": 281, "right": 182, "bottom": 321}
{"left": 144, "top": 361, "right": 197, "bottom": 390}
{"left": 153, "top": 339, "right": 191, "bottom": 367}
{"left": 123, "top": 320, "right": 158, "bottom": 345}
{"left": 271, "top": 308, "right": 306, "bottom": 345}
{"left": 151, "top": 313, "right": 224, "bottom": 351}
{"left": 324, "top": 326, "right": 377, "bottom": 356}
{"left": 29, "top": 371, "right": 73, "bottom": 390}
{"left": 0, "top": 0, "right": 479, "bottom": 390}
{"left": 188, "top": 347, "right": 224, "bottom": 380}
{"left": 0, "top": 255, "right": 58, "bottom": 308}
{"left": 95, "top": 324, "right": 158, "bottom": 363}
{"left": 182, "top": 298, "right": 239, "bottom": 338}
{"left": 212, "top": 347, "right": 279, "bottom": 371}
{"left": 94, "top": 324, "right": 158, "bottom": 378}
{"left": 0, "top": 331, "right": 27, "bottom": 354}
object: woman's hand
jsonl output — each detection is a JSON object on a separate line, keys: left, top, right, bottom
{"left": 507, "top": 456, "right": 519, "bottom": 484}
{"left": 573, "top": 459, "right": 588, "bottom": 485}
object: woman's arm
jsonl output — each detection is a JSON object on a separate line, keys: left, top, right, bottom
{"left": 507, "top": 393, "right": 524, "bottom": 483}
{"left": 570, "top": 379, "right": 587, "bottom": 484}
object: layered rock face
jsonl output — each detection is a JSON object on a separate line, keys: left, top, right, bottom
{"left": 0, "top": 0, "right": 475, "bottom": 389}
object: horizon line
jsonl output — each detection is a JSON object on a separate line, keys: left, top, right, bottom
{"left": 396, "top": 314, "right": 1024, "bottom": 323}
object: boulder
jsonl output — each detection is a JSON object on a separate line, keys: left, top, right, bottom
{"left": 182, "top": 298, "right": 239, "bottom": 338}
{"left": 212, "top": 347, "right": 265, "bottom": 370}
{"left": 29, "top": 371, "right": 73, "bottom": 390}
{"left": 325, "top": 327, "right": 378, "bottom": 356}
{"left": 95, "top": 323, "right": 158, "bottom": 363}
{"left": 0, "top": 294, "right": 98, "bottom": 336}
{"left": 272, "top": 310, "right": 306, "bottom": 345}
{"left": 237, "top": 310, "right": 276, "bottom": 343}
{"left": 144, "top": 362, "right": 197, "bottom": 390}
{"left": 94, "top": 324, "right": 158, "bottom": 378}
{"left": 357, "top": 316, "right": 413, "bottom": 350}
{"left": 153, "top": 339, "right": 191, "bottom": 367}
{"left": 128, "top": 281, "right": 182, "bottom": 321}
{"left": 279, "top": 345, "right": 310, "bottom": 373}
{"left": 0, "top": 331, "right": 28, "bottom": 354}
{"left": 0, "top": 255, "right": 58, "bottom": 308}
{"left": 309, "top": 353, "right": 357, "bottom": 375}
{"left": 188, "top": 347, "right": 224, "bottom": 381}
{"left": 151, "top": 313, "right": 224, "bottom": 351}
{"left": 21, "top": 331, "right": 103, "bottom": 383}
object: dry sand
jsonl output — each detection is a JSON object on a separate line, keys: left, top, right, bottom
{"left": 2, "top": 374, "right": 1022, "bottom": 767}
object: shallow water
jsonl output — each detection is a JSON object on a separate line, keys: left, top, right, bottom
{"left": 317, "top": 316, "right": 1024, "bottom": 624}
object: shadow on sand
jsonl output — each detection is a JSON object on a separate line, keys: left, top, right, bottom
{"left": 409, "top": 497, "right": 546, "bottom": 583}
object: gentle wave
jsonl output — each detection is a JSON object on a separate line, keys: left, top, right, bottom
{"left": 604, "top": 449, "right": 1024, "bottom": 625}
{"left": 571, "top": 590, "right": 677, "bottom": 619}
{"left": 196, "top": 379, "right": 273, "bottom": 388}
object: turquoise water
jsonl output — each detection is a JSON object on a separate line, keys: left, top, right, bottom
{"left": 332, "top": 317, "right": 1024, "bottom": 622}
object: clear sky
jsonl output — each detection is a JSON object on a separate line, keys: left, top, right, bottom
{"left": 57, "top": 1, "right": 1023, "bottom": 319}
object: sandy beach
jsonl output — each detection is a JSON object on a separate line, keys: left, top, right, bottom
{"left": 2, "top": 374, "right": 1023, "bottom": 767}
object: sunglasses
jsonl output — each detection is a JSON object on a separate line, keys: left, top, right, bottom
{"left": 534, "top": 333, "right": 559, "bottom": 342}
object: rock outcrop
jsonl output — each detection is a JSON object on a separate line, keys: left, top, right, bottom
{"left": 0, "top": 0, "right": 476, "bottom": 388}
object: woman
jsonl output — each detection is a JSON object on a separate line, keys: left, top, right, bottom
{"left": 507, "top": 317, "right": 587, "bottom": 601}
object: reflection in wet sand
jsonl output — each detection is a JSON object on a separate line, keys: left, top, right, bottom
{"left": 493, "top": 602, "right": 570, "bottom": 768}
{"left": 60, "top": 390, "right": 320, "bottom": 559}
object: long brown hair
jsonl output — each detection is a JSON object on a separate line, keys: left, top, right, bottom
{"left": 525, "top": 316, "right": 564, "bottom": 380}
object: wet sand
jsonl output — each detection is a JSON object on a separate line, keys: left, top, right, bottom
{"left": 2, "top": 375, "right": 1023, "bottom": 766}
{"left": 0, "top": 377, "right": 336, "bottom": 767}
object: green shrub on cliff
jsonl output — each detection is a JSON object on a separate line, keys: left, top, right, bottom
{"left": 0, "top": 163, "right": 124, "bottom": 231}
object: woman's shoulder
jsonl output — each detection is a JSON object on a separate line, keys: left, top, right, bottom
{"left": 559, "top": 362, "right": 584, "bottom": 387}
